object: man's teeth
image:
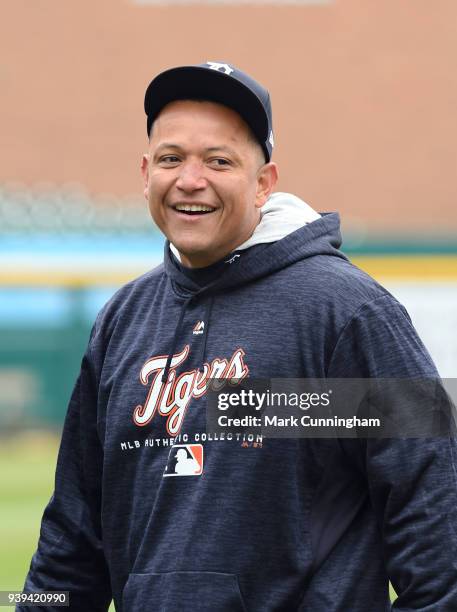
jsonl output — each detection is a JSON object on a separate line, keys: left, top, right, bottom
{"left": 175, "top": 205, "right": 214, "bottom": 212}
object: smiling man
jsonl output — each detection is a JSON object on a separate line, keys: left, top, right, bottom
{"left": 141, "top": 98, "right": 277, "bottom": 267}
{"left": 19, "top": 62, "right": 457, "bottom": 611}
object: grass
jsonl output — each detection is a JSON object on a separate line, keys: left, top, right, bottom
{"left": 0, "top": 432, "right": 58, "bottom": 610}
{"left": 0, "top": 432, "right": 395, "bottom": 610}
{"left": 0, "top": 432, "right": 115, "bottom": 611}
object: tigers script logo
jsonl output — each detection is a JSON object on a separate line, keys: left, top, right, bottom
{"left": 133, "top": 345, "right": 249, "bottom": 435}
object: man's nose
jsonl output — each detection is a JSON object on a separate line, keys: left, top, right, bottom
{"left": 175, "top": 160, "right": 207, "bottom": 192}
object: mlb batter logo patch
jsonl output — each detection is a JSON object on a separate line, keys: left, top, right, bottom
{"left": 163, "top": 444, "right": 204, "bottom": 477}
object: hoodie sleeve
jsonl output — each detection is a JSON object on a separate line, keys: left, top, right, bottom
{"left": 17, "top": 326, "right": 112, "bottom": 612}
{"left": 327, "top": 294, "right": 457, "bottom": 610}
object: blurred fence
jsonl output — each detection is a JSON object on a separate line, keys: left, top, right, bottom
{"left": 0, "top": 184, "right": 456, "bottom": 430}
{"left": 0, "top": 183, "right": 152, "bottom": 235}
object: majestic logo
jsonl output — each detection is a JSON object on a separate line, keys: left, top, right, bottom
{"left": 206, "top": 61, "right": 234, "bottom": 75}
{"left": 193, "top": 321, "right": 205, "bottom": 336}
{"left": 163, "top": 444, "right": 203, "bottom": 477}
{"left": 133, "top": 345, "right": 249, "bottom": 435}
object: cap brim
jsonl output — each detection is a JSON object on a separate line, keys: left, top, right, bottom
{"left": 144, "top": 66, "right": 269, "bottom": 147}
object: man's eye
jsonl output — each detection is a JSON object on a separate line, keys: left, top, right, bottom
{"left": 160, "top": 155, "right": 180, "bottom": 164}
{"left": 210, "top": 158, "right": 231, "bottom": 167}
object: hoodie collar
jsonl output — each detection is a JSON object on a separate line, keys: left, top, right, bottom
{"left": 236, "top": 192, "right": 321, "bottom": 251}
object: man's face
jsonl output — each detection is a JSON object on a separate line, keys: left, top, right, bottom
{"left": 141, "top": 99, "right": 278, "bottom": 268}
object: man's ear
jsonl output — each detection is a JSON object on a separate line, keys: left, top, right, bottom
{"left": 141, "top": 154, "right": 150, "bottom": 200}
{"left": 255, "top": 162, "right": 279, "bottom": 208}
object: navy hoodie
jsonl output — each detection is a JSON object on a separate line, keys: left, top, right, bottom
{"left": 20, "top": 212, "right": 457, "bottom": 611}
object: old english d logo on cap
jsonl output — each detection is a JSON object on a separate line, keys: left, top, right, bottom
{"left": 206, "top": 61, "right": 234, "bottom": 75}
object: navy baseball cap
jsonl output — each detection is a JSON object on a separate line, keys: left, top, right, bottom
{"left": 144, "top": 61, "right": 274, "bottom": 162}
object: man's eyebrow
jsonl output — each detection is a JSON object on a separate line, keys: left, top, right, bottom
{"left": 154, "top": 143, "right": 184, "bottom": 153}
{"left": 205, "top": 146, "right": 239, "bottom": 157}
{"left": 153, "top": 143, "right": 242, "bottom": 161}
{"left": 156, "top": 144, "right": 238, "bottom": 154}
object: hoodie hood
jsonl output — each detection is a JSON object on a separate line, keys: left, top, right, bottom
{"left": 160, "top": 204, "right": 346, "bottom": 383}
{"left": 236, "top": 191, "right": 322, "bottom": 251}
{"left": 164, "top": 209, "right": 346, "bottom": 297}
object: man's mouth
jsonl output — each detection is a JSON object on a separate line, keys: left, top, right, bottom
{"left": 173, "top": 204, "right": 216, "bottom": 216}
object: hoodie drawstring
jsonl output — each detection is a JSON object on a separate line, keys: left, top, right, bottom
{"left": 161, "top": 293, "right": 215, "bottom": 384}
{"left": 161, "top": 295, "right": 194, "bottom": 383}
{"left": 198, "top": 296, "right": 214, "bottom": 373}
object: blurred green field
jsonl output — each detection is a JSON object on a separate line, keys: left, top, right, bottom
{"left": 0, "top": 433, "right": 114, "bottom": 611}
{"left": 0, "top": 434, "right": 57, "bottom": 588}
{"left": 0, "top": 433, "right": 58, "bottom": 611}
{"left": 0, "top": 432, "right": 395, "bottom": 610}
